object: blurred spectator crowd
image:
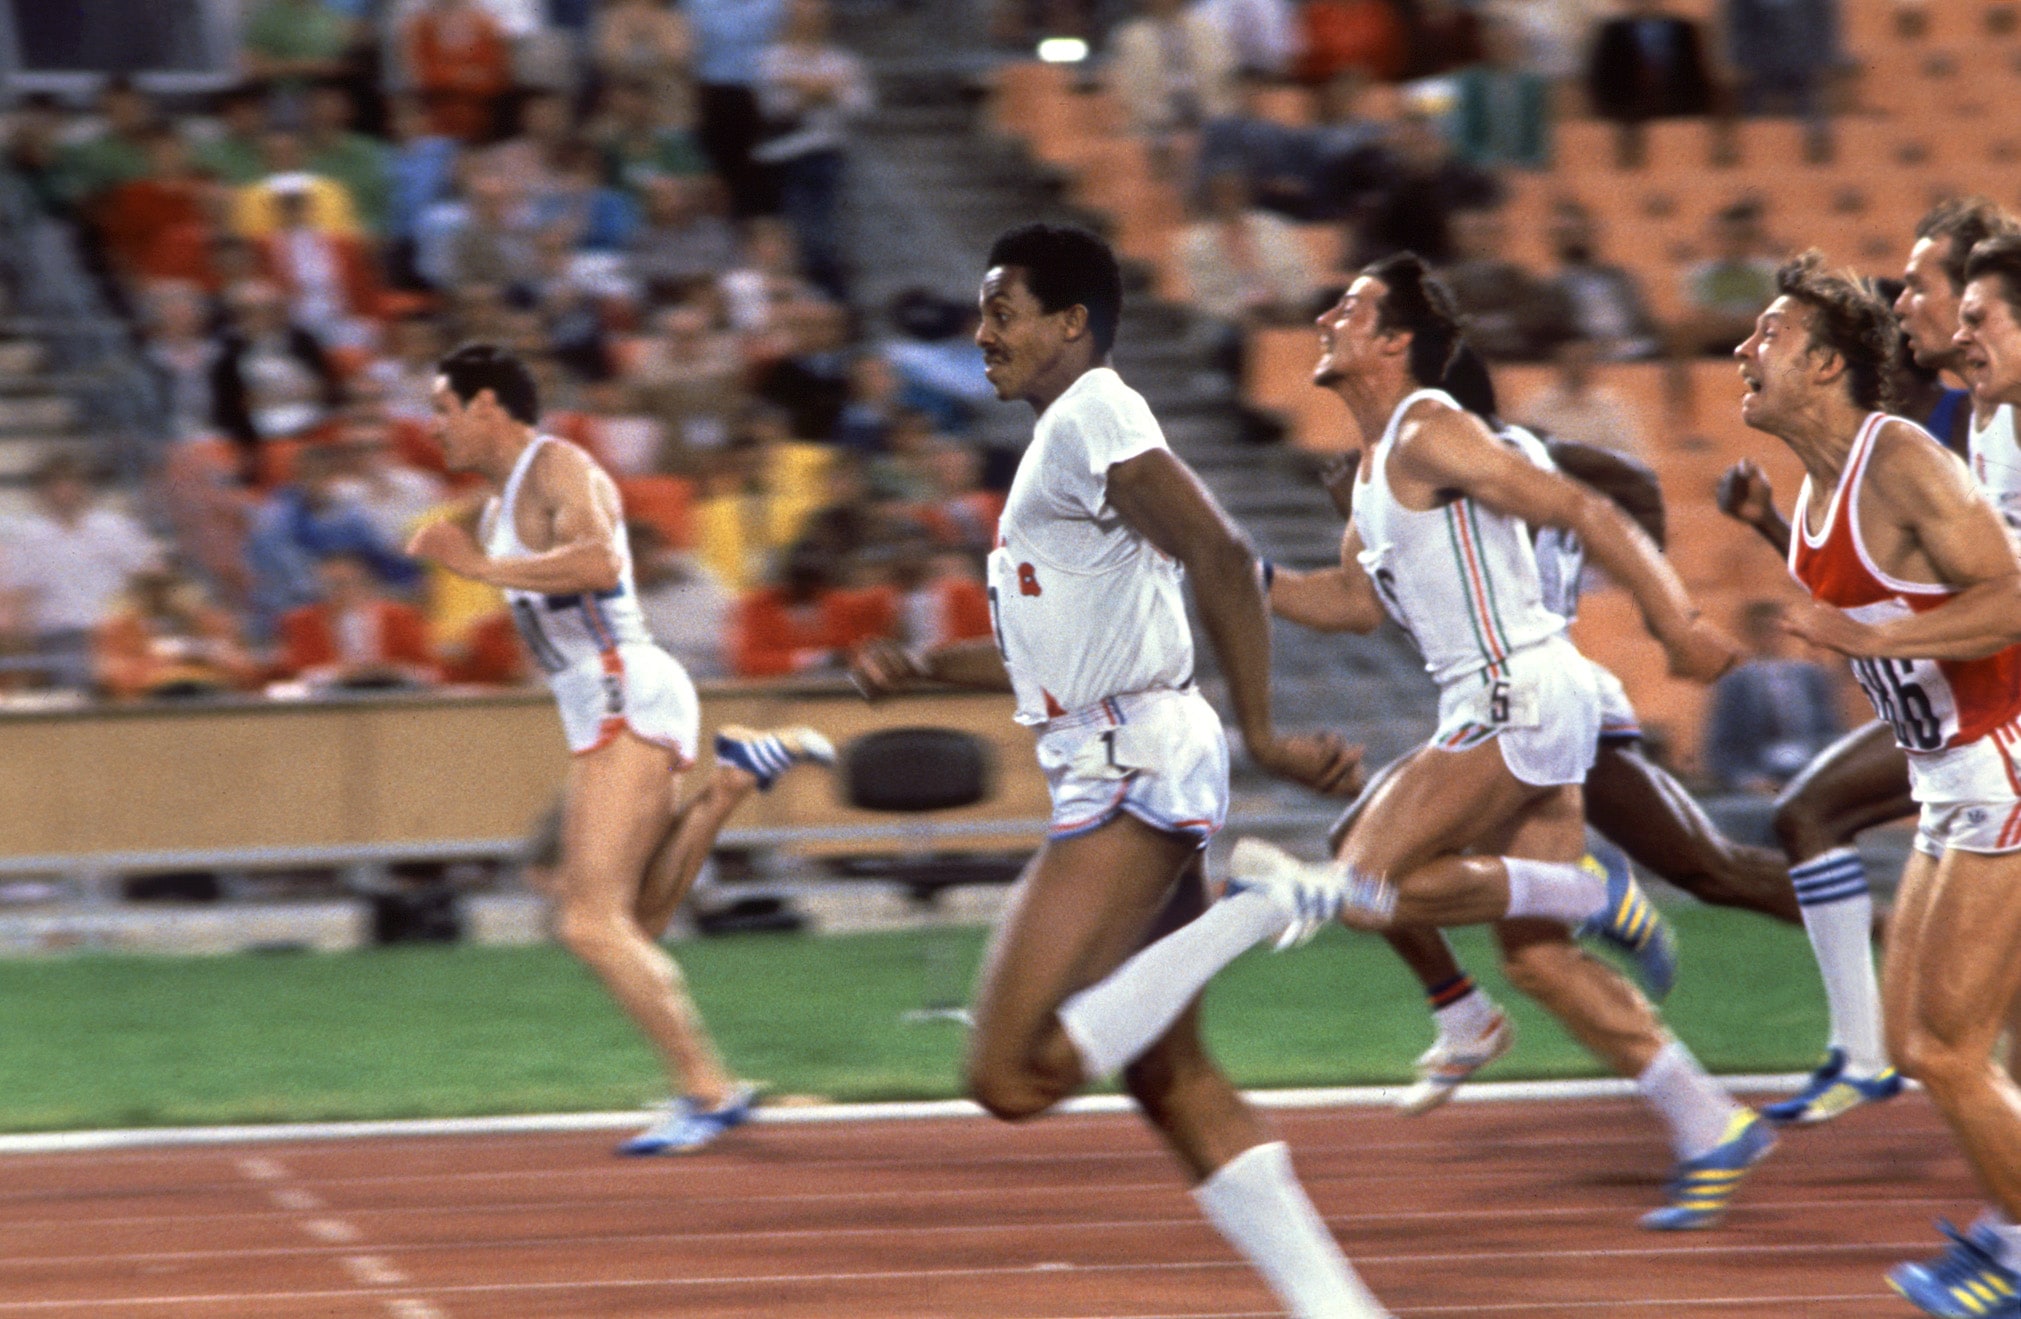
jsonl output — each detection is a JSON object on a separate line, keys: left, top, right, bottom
{"left": 0, "top": 0, "right": 1014, "bottom": 701}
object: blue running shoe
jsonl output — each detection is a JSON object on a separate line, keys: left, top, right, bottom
{"left": 715, "top": 726, "right": 835, "bottom": 791}
{"left": 616, "top": 1083, "right": 759, "bottom": 1156}
{"left": 1640, "top": 1110, "right": 1777, "bottom": 1230}
{"left": 1577, "top": 849, "right": 1678, "bottom": 1001}
{"left": 1762, "top": 1047, "right": 1905, "bottom": 1126}
{"left": 1888, "top": 1219, "right": 2021, "bottom": 1317}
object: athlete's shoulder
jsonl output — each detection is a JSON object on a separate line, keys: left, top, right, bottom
{"left": 1871, "top": 413, "right": 1963, "bottom": 473}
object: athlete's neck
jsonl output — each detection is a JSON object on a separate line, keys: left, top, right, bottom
{"left": 1975, "top": 390, "right": 2013, "bottom": 430}
{"left": 1330, "top": 371, "right": 1418, "bottom": 452}
{"left": 477, "top": 423, "right": 540, "bottom": 489}
{"left": 1775, "top": 397, "right": 1868, "bottom": 493}
{"left": 1022, "top": 353, "right": 1106, "bottom": 416}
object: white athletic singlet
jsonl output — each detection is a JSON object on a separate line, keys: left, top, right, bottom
{"left": 1500, "top": 423, "right": 1586, "bottom": 623}
{"left": 988, "top": 368, "right": 1194, "bottom": 725}
{"left": 485, "top": 436, "right": 654, "bottom": 669}
{"left": 1353, "top": 389, "right": 1566, "bottom": 684}
{"left": 1969, "top": 402, "right": 2021, "bottom": 530}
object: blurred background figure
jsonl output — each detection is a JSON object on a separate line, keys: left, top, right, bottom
{"left": 275, "top": 550, "right": 439, "bottom": 692}
{"left": 1704, "top": 599, "right": 1843, "bottom": 795}
{"left": 95, "top": 562, "right": 260, "bottom": 701}
{"left": 1585, "top": 0, "right": 1715, "bottom": 167}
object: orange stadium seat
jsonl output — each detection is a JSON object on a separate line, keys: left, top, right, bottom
{"left": 617, "top": 475, "right": 696, "bottom": 550}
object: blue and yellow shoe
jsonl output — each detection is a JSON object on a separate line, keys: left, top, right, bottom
{"left": 715, "top": 726, "right": 835, "bottom": 791}
{"left": 1762, "top": 1047, "right": 1905, "bottom": 1126}
{"left": 1577, "top": 848, "right": 1678, "bottom": 1001}
{"left": 1888, "top": 1219, "right": 2021, "bottom": 1317}
{"left": 1640, "top": 1110, "right": 1777, "bottom": 1230}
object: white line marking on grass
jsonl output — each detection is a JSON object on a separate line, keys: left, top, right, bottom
{"left": 342, "top": 1256, "right": 406, "bottom": 1286}
{"left": 0, "top": 1077, "right": 1821, "bottom": 1155}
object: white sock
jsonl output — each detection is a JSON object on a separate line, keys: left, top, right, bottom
{"left": 1501, "top": 857, "right": 1607, "bottom": 927}
{"left": 1637, "top": 1040, "right": 1742, "bottom": 1162}
{"left": 1789, "top": 848, "right": 1886, "bottom": 1074}
{"left": 1429, "top": 979, "right": 1499, "bottom": 1040}
{"left": 1192, "top": 1141, "right": 1390, "bottom": 1318}
{"left": 1058, "top": 890, "right": 1287, "bottom": 1083}
{"left": 1984, "top": 1213, "right": 2021, "bottom": 1271}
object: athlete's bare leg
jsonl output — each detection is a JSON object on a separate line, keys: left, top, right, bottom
{"left": 634, "top": 762, "right": 763, "bottom": 937}
{"left": 1324, "top": 749, "right": 1476, "bottom": 995}
{"left": 1334, "top": 739, "right": 1562, "bottom": 925}
{"left": 1584, "top": 741, "right": 1799, "bottom": 922}
{"left": 1772, "top": 721, "right": 1915, "bottom": 864}
{"left": 1886, "top": 847, "right": 2021, "bottom": 1216}
{"left": 966, "top": 814, "right": 1237, "bottom": 1129}
{"left": 1120, "top": 857, "right": 1274, "bottom": 1178}
{"left": 555, "top": 729, "right": 735, "bottom": 1107}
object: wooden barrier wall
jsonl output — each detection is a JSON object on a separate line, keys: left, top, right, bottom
{"left": 0, "top": 684, "right": 1047, "bottom": 860}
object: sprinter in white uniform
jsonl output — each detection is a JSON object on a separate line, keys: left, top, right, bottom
{"left": 409, "top": 344, "right": 833, "bottom": 1157}
{"left": 1225, "top": 254, "right": 1781, "bottom": 1233}
{"left": 1272, "top": 346, "right": 1800, "bottom": 1117}
{"left": 852, "top": 225, "right": 1389, "bottom": 1319}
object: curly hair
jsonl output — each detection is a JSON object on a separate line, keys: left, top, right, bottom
{"left": 1916, "top": 197, "right": 2021, "bottom": 293}
{"left": 1774, "top": 251, "right": 1903, "bottom": 415}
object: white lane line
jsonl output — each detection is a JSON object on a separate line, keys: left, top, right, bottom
{"left": 384, "top": 1302, "right": 444, "bottom": 1319}
{"left": 300, "top": 1218, "right": 362, "bottom": 1244}
{"left": 269, "top": 1188, "right": 323, "bottom": 1212}
{"left": 0, "top": 1076, "right": 1824, "bottom": 1155}
{"left": 0, "top": 1261, "right": 1906, "bottom": 1312}
{"left": 0, "top": 1185, "right": 1975, "bottom": 1240}
{"left": 234, "top": 1157, "right": 287, "bottom": 1182}
{"left": 0, "top": 1226, "right": 1941, "bottom": 1272}
{"left": 341, "top": 1256, "right": 407, "bottom": 1286}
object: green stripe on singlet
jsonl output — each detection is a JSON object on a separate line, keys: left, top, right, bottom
{"left": 1465, "top": 502, "right": 1516, "bottom": 657}
{"left": 1443, "top": 505, "right": 1496, "bottom": 665}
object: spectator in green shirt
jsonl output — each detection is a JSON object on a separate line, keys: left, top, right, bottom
{"left": 192, "top": 87, "right": 271, "bottom": 187}
{"left": 242, "top": 0, "right": 355, "bottom": 91}
{"left": 596, "top": 80, "right": 710, "bottom": 199}
{"left": 305, "top": 83, "right": 391, "bottom": 233}
{"left": 54, "top": 79, "right": 155, "bottom": 208}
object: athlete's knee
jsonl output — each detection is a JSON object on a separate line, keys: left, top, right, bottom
{"left": 1770, "top": 788, "right": 1836, "bottom": 861}
{"left": 1498, "top": 936, "right": 1580, "bottom": 1000}
{"left": 1893, "top": 1028, "right": 1978, "bottom": 1093}
{"left": 554, "top": 903, "right": 638, "bottom": 964}
{"left": 964, "top": 1055, "right": 1063, "bottom": 1123}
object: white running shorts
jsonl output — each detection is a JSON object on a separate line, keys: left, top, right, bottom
{"left": 1429, "top": 634, "right": 1601, "bottom": 788}
{"left": 1036, "top": 687, "right": 1229, "bottom": 846}
{"left": 548, "top": 641, "right": 701, "bottom": 763}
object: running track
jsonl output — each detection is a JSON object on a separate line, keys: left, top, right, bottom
{"left": 0, "top": 1094, "right": 1965, "bottom": 1317}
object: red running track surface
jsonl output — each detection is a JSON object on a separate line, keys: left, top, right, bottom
{"left": 0, "top": 1094, "right": 1967, "bottom": 1316}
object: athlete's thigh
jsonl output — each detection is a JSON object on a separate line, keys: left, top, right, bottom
{"left": 559, "top": 731, "right": 680, "bottom": 913}
{"left": 1327, "top": 745, "right": 1427, "bottom": 854}
{"left": 1585, "top": 742, "right": 1726, "bottom": 874}
{"left": 1903, "top": 849, "right": 2021, "bottom": 1043}
{"left": 1775, "top": 722, "right": 1916, "bottom": 843}
{"left": 1480, "top": 778, "right": 1587, "bottom": 864}
{"left": 1883, "top": 848, "right": 1943, "bottom": 1035}
{"left": 1339, "top": 737, "right": 1553, "bottom": 876}
{"left": 969, "top": 815, "right": 1199, "bottom": 1057}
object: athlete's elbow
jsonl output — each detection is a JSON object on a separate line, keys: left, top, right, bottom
{"left": 583, "top": 547, "right": 623, "bottom": 594}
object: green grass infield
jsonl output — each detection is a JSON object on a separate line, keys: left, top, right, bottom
{"left": 0, "top": 906, "right": 1827, "bottom": 1132}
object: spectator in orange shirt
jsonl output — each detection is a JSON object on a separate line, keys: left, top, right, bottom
{"left": 277, "top": 550, "right": 439, "bottom": 691}
{"left": 93, "top": 128, "right": 217, "bottom": 290}
{"left": 731, "top": 539, "right": 895, "bottom": 677}
{"left": 888, "top": 537, "right": 991, "bottom": 651}
{"left": 95, "top": 564, "right": 262, "bottom": 700}
{"left": 1297, "top": 0, "right": 1407, "bottom": 85}
{"left": 403, "top": 0, "right": 515, "bottom": 142}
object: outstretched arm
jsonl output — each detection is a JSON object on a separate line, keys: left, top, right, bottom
{"left": 1392, "top": 403, "right": 1738, "bottom": 681}
{"left": 1267, "top": 523, "right": 1385, "bottom": 633}
{"left": 1107, "top": 447, "right": 1361, "bottom": 794}
{"left": 1546, "top": 438, "right": 1666, "bottom": 549}
{"left": 849, "top": 636, "right": 1012, "bottom": 698}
